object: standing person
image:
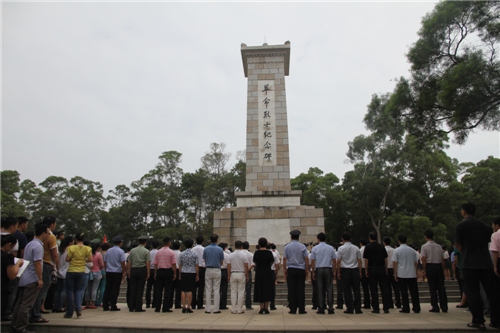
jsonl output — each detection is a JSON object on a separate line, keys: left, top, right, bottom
{"left": 191, "top": 236, "right": 205, "bottom": 310}
{"left": 178, "top": 239, "right": 199, "bottom": 313}
{"left": 85, "top": 243, "right": 104, "bottom": 309}
{"left": 308, "top": 247, "right": 319, "bottom": 310}
{"left": 127, "top": 236, "right": 151, "bottom": 312}
{"left": 333, "top": 242, "right": 344, "bottom": 309}
{"left": 359, "top": 239, "right": 370, "bottom": 309}
{"left": 336, "top": 232, "right": 362, "bottom": 314}
{"left": 363, "top": 231, "right": 391, "bottom": 314}
{"left": 242, "top": 241, "right": 254, "bottom": 310}
{"left": 421, "top": 230, "right": 448, "bottom": 313}
{"left": 11, "top": 225, "right": 50, "bottom": 333}
{"left": 219, "top": 243, "right": 229, "bottom": 310}
{"left": 145, "top": 240, "right": 159, "bottom": 308}
{"left": 383, "top": 237, "right": 401, "bottom": 309}
{"left": 442, "top": 246, "right": 451, "bottom": 281}
{"left": 171, "top": 241, "right": 182, "bottom": 309}
{"left": 153, "top": 237, "right": 177, "bottom": 313}
{"left": 203, "top": 234, "right": 224, "bottom": 314}
{"left": 95, "top": 242, "right": 110, "bottom": 307}
{"left": 310, "top": 232, "right": 337, "bottom": 315}
{"left": 283, "top": 230, "right": 309, "bottom": 315}
{"left": 31, "top": 217, "right": 59, "bottom": 323}
{"left": 1, "top": 235, "right": 24, "bottom": 321}
{"left": 391, "top": 235, "right": 420, "bottom": 313}
{"left": 64, "top": 232, "right": 92, "bottom": 318}
{"left": 1, "top": 217, "right": 19, "bottom": 256}
{"left": 491, "top": 217, "right": 500, "bottom": 290}
{"left": 456, "top": 203, "right": 500, "bottom": 330}
{"left": 227, "top": 240, "right": 248, "bottom": 314}
{"left": 55, "top": 229, "right": 65, "bottom": 249}
{"left": 103, "top": 236, "right": 126, "bottom": 312}
{"left": 53, "top": 236, "right": 74, "bottom": 313}
{"left": 453, "top": 245, "right": 467, "bottom": 308}
{"left": 268, "top": 243, "right": 280, "bottom": 310}
{"left": 253, "top": 238, "right": 275, "bottom": 314}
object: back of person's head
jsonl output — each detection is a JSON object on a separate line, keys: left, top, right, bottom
{"left": 173, "top": 241, "right": 181, "bottom": 250}
{"left": 424, "top": 230, "right": 434, "bottom": 240}
{"left": 317, "top": 232, "right": 326, "bottom": 242}
{"left": 43, "top": 216, "right": 56, "bottom": 227}
{"left": 60, "top": 236, "right": 74, "bottom": 254}
{"left": 101, "top": 242, "right": 111, "bottom": 251}
{"left": 368, "top": 231, "right": 377, "bottom": 241}
{"left": 334, "top": 242, "right": 340, "bottom": 250}
{"left": 2, "top": 217, "right": 18, "bottom": 230}
{"left": 258, "top": 237, "right": 267, "bottom": 248}
{"left": 398, "top": 235, "right": 407, "bottom": 244}
{"left": 492, "top": 216, "right": 500, "bottom": 227}
{"left": 152, "top": 240, "right": 160, "bottom": 249}
{"left": 291, "top": 233, "right": 300, "bottom": 240}
{"left": 441, "top": 245, "right": 447, "bottom": 251}
{"left": 184, "top": 239, "right": 194, "bottom": 249}
{"left": 75, "top": 232, "right": 85, "bottom": 242}
{"left": 163, "top": 237, "right": 171, "bottom": 246}
{"left": 256, "top": 245, "right": 260, "bottom": 250}
{"left": 35, "top": 224, "right": 49, "bottom": 237}
{"left": 360, "top": 238, "right": 368, "bottom": 246}
{"left": 1, "top": 234, "right": 17, "bottom": 247}
{"left": 18, "top": 216, "right": 28, "bottom": 225}
{"left": 271, "top": 243, "right": 276, "bottom": 250}
{"left": 196, "top": 235, "right": 204, "bottom": 245}
{"left": 83, "top": 240, "right": 91, "bottom": 246}
{"left": 25, "top": 231, "right": 35, "bottom": 243}
{"left": 242, "top": 241, "right": 249, "bottom": 250}
{"left": 342, "top": 232, "right": 351, "bottom": 241}
{"left": 265, "top": 243, "right": 272, "bottom": 250}
{"left": 461, "top": 203, "right": 476, "bottom": 216}
{"left": 91, "top": 242, "right": 101, "bottom": 254}
{"left": 218, "top": 243, "right": 225, "bottom": 250}
{"left": 383, "top": 237, "right": 391, "bottom": 245}
{"left": 138, "top": 238, "right": 147, "bottom": 245}
{"left": 235, "top": 240, "right": 242, "bottom": 249}
{"left": 210, "top": 234, "right": 218, "bottom": 243}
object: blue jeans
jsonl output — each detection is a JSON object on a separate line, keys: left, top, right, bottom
{"left": 53, "top": 278, "right": 66, "bottom": 310}
{"left": 65, "top": 272, "right": 87, "bottom": 316}
{"left": 96, "top": 270, "right": 106, "bottom": 306}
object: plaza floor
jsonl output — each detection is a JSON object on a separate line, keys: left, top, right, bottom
{"left": 1, "top": 302, "right": 490, "bottom": 333}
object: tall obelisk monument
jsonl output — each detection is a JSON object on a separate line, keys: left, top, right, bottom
{"left": 214, "top": 41, "right": 324, "bottom": 251}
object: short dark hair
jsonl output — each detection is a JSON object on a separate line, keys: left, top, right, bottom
{"left": 196, "top": 236, "right": 204, "bottom": 245}
{"left": 398, "top": 235, "right": 407, "bottom": 243}
{"left": 184, "top": 239, "right": 194, "bottom": 248}
{"left": 266, "top": 243, "right": 272, "bottom": 249}
{"left": 235, "top": 240, "right": 242, "bottom": 249}
{"left": 75, "top": 232, "right": 85, "bottom": 242}
{"left": 242, "top": 241, "right": 249, "bottom": 250}
{"left": 218, "top": 243, "right": 226, "bottom": 250}
{"left": 139, "top": 238, "right": 147, "bottom": 245}
{"left": 342, "top": 232, "right": 351, "bottom": 241}
{"left": 152, "top": 240, "right": 160, "bottom": 249}
{"left": 461, "top": 203, "right": 476, "bottom": 216}
{"left": 258, "top": 237, "right": 267, "bottom": 248}
{"left": 368, "top": 231, "right": 377, "bottom": 241}
{"left": 424, "top": 230, "right": 434, "bottom": 239}
{"left": 25, "top": 231, "right": 35, "bottom": 242}
{"left": 383, "top": 237, "right": 391, "bottom": 245}
{"left": 2, "top": 217, "right": 18, "bottom": 230}
{"left": 43, "top": 216, "right": 56, "bottom": 226}
{"left": 18, "top": 217, "right": 29, "bottom": 224}
{"left": 1, "top": 234, "right": 17, "bottom": 247}
{"left": 291, "top": 233, "right": 300, "bottom": 240}
{"left": 360, "top": 238, "right": 368, "bottom": 246}
{"left": 317, "top": 232, "right": 326, "bottom": 242}
{"left": 173, "top": 241, "right": 181, "bottom": 250}
{"left": 35, "top": 224, "right": 49, "bottom": 237}
{"left": 271, "top": 243, "right": 276, "bottom": 250}
{"left": 163, "top": 237, "right": 171, "bottom": 245}
{"left": 101, "top": 242, "right": 111, "bottom": 251}
{"left": 210, "top": 234, "right": 218, "bottom": 243}
{"left": 492, "top": 216, "right": 500, "bottom": 227}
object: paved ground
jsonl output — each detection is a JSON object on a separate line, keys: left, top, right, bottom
{"left": 2, "top": 302, "right": 492, "bottom": 333}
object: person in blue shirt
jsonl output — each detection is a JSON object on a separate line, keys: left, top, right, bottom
{"left": 102, "top": 235, "right": 126, "bottom": 311}
{"left": 202, "top": 234, "right": 224, "bottom": 314}
{"left": 311, "top": 232, "right": 337, "bottom": 314}
{"left": 283, "top": 230, "right": 309, "bottom": 314}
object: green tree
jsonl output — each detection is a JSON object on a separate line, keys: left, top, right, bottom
{"left": 1, "top": 170, "right": 27, "bottom": 217}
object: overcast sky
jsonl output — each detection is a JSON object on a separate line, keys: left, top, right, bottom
{"left": 3, "top": 1, "right": 499, "bottom": 195}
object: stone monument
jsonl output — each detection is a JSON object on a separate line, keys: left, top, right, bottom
{"left": 213, "top": 41, "right": 325, "bottom": 252}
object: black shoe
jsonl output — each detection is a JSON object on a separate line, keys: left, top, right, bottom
{"left": 103, "top": 308, "right": 110, "bottom": 311}
{"left": 129, "top": 309, "right": 135, "bottom": 312}
{"left": 362, "top": 306, "right": 371, "bottom": 309}
{"left": 311, "top": 307, "right": 318, "bottom": 310}
{"left": 213, "top": 311, "right": 221, "bottom": 314}
{"left": 355, "top": 310, "right": 363, "bottom": 314}
{"left": 52, "top": 309, "right": 64, "bottom": 313}
{"left": 162, "top": 309, "right": 173, "bottom": 313}
{"left": 186, "top": 308, "right": 193, "bottom": 313}
{"left": 110, "top": 308, "right": 121, "bottom": 312}
{"left": 136, "top": 309, "right": 146, "bottom": 312}
{"left": 372, "top": 310, "right": 380, "bottom": 314}
{"left": 182, "top": 308, "right": 187, "bottom": 313}
{"left": 288, "top": 311, "right": 296, "bottom": 314}
{"left": 154, "top": 310, "right": 160, "bottom": 313}
{"left": 270, "top": 307, "right": 277, "bottom": 310}
{"left": 197, "top": 307, "right": 205, "bottom": 310}
{"left": 399, "top": 310, "right": 410, "bottom": 313}
{"left": 384, "top": 310, "right": 390, "bottom": 314}
{"left": 328, "top": 309, "right": 335, "bottom": 314}
{"left": 264, "top": 308, "right": 270, "bottom": 314}
{"left": 220, "top": 307, "right": 228, "bottom": 310}
{"left": 316, "top": 310, "right": 325, "bottom": 314}
{"left": 442, "top": 309, "right": 448, "bottom": 313}
{"left": 429, "top": 309, "right": 440, "bottom": 313}
{"left": 336, "top": 306, "right": 343, "bottom": 309}
{"left": 414, "top": 310, "right": 420, "bottom": 313}
{"left": 396, "top": 305, "right": 402, "bottom": 309}
{"left": 344, "top": 310, "right": 354, "bottom": 314}
{"left": 146, "top": 305, "right": 150, "bottom": 308}
{"left": 298, "top": 311, "right": 307, "bottom": 314}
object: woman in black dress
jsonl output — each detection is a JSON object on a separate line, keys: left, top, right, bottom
{"left": 253, "top": 237, "right": 275, "bottom": 314}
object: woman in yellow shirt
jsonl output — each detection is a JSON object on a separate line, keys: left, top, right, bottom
{"left": 64, "top": 232, "right": 92, "bottom": 318}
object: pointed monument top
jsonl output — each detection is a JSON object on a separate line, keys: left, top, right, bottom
{"left": 241, "top": 41, "right": 291, "bottom": 78}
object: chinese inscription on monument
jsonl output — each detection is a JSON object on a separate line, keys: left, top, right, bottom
{"left": 258, "top": 80, "right": 277, "bottom": 166}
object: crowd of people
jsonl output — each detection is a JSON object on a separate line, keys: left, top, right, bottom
{"left": 1, "top": 203, "right": 499, "bottom": 333}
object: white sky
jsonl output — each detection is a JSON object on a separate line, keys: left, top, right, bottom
{"left": 3, "top": 1, "right": 499, "bottom": 195}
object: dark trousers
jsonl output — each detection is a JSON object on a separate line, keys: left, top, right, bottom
{"left": 455, "top": 267, "right": 465, "bottom": 299}
{"left": 129, "top": 267, "right": 147, "bottom": 311}
{"left": 126, "top": 277, "right": 131, "bottom": 308}
{"left": 245, "top": 269, "right": 253, "bottom": 309}
{"left": 361, "top": 268, "right": 370, "bottom": 308}
{"left": 192, "top": 267, "right": 205, "bottom": 309}
{"left": 270, "top": 272, "right": 276, "bottom": 308}
{"left": 336, "top": 275, "right": 343, "bottom": 307}
{"left": 146, "top": 269, "right": 155, "bottom": 307}
{"left": 219, "top": 269, "right": 228, "bottom": 309}
{"left": 368, "top": 266, "right": 392, "bottom": 311}
{"left": 316, "top": 268, "right": 334, "bottom": 311}
{"left": 398, "top": 277, "right": 420, "bottom": 312}
{"left": 287, "top": 268, "right": 306, "bottom": 313}
{"left": 463, "top": 268, "right": 500, "bottom": 326}
{"left": 341, "top": 268, "right": 361, "bottom": 312}
{"left": 426, "top": 263, "right": 448, "bottom": 311}
{"left": 11, "top": 283, "right": 39, "bottom": 332}
{"left": 387, "top": 268, "right": 401, "bottom": 308}
{"left": 171, "top": 269, "right": 181, "bottom": 308}
{"left": 154, "top": 268, "right": 173, "bottom": 311}
{"left": 312, "top": 272, "right": 319, "bottom": 308}
{"left": 103, "top": 272, "right": 122, "bottom": 310}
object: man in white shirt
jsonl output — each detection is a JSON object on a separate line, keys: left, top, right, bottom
{"left": 242, "top": 241, "right": 254, "bottom": 310}
{"left": 392, "top": 234, "right": 420, "bottom": 313}
{"left": 336, "top": 232, "right": 362, "bottom": 314}
{"left": 384, "top": 237, "right": 401, "bottom": 309}
{"left": 191, "top": 236, "right": 206, "bottom": 310}
{"left": 268, "top": 243, "right": 280, "bottom": 310}
{"left": 146, "top": 240, "right": 159, "bottom": 308}
{"left": 227, "top": 240, "right": 249, "bottom": 314}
